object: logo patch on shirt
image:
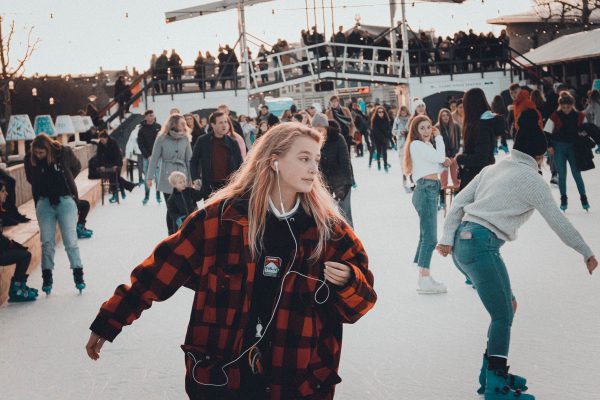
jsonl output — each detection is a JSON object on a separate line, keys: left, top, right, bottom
{"left": 263, "top": 256, "right": 282, "bottom": 278}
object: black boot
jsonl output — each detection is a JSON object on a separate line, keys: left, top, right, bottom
{"left": 73, "top": 268, "right": 86, "bottom": 293}
{"left": 42, "top": 269, "right": 53, "bottom": 295}
{"left": 560, "top": 195, "right": 568, "bottom": 211}
{"left": 581, "top": 195, "right": 590, "bottom": 211}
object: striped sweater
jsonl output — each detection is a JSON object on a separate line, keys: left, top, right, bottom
{"left": 440, "top": 150, "right": 594, "bottom": 261}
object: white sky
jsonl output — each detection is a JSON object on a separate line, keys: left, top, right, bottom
{"left": 2, "top": 0, "right": 532, "bottom": 75}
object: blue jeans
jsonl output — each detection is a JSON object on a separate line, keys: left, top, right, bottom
{"left": 453, "top": 222, "right": 512, "bottom": 357}
{"left": 412, "top": 178, "right": 440, "bottom": 268}
{"left": 36, "top": 196, "right": 83, "bottom": 271}
{"left": 553, "top": 141, "right": 586, "bottom": 197}
{"left": 339, "top": 189, "right": 354, "bottom": 228}
{"left": 142, "top": 157, "right": 161, "bottom": 198}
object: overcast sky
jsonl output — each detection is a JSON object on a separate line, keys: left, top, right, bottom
{"left": 2, "top": 0, "right": 532, "bottom": 75}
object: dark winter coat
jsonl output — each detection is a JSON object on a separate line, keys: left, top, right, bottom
{"left": 155, "top": 55, "right": 169, "bottom": 74}
{"left": 89, "top": 196, "right": 376, "bottom": 399}
{"left": 137, "top": 121, "right": 161, "bottom": 159}
{"left": 24, "top": 146, "right": 81, "bottom": 203}
{"left": 370, "top": 116, "right": 392, "bottom": 144}
{"left": 166, "top": 187, "right": 203, "bottom": 227}
{"left": 574, "top": 122, "right": 600, "bottom": 171}
{"left": 190, "top": 133, "right": 243, "bottom": 199}
{"left": 96, "top": 138, "right": 123, "bottom": 169}
{"left": 436, "top": 122, "right": 462, "bottom": 158}
{"left": 456, "top": 113, "right": 504, "bottom": 190}
{"left": 320, "top": 130, "right": 353, "bottom": 200}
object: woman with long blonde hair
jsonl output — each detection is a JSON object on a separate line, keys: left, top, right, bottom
{"left": 86, "top": 122, "right": 376, "bottom": 399}
{"left": 435, "top": 108, "right": 462, "bottom": 209}
{"left": 404, "top": 115, "right": 451, "bottom": 294}
{"left": 147, "top": 113, "right": 192, "bottom": 234}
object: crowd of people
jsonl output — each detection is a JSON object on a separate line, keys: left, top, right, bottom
{"left": 142, "top": 26, "right": 512, "bottom": 96}
{"left": 2, "top": 76, "right": 600, "bottom": 400}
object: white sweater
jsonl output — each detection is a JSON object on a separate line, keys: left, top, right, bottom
{"left": 410, "top": 135, "right": 446, "bottom": 181}
{"left": 440, "top": 150, "right": 594, "bottom": 261}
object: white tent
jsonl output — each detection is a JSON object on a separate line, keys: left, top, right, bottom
{"left": 517, "top": 27, "right": 600, "bottom": 66}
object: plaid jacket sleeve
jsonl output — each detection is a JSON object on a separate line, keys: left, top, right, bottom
{"left": 89, "top": 210, "right": 206, "bottom": 342}
{"left": 326, "top": 221, "right": 377, "bottom": 324}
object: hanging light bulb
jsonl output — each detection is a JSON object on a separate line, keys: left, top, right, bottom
{"left": 50, "top": 13, "right": 54, "bottom": 19}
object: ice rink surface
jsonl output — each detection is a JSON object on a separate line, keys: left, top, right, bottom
{"left": 1, "top": 149, "right": 599, "bottom": 399}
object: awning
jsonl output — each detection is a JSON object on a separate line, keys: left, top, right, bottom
{"left": 165, "top": 0, "right": 272, "bottom": 23}
{"left": 166, "top": 0, "right": 466, "bottom": 23}
{"left": 517, "top": 27, "right": 600, "bottom": 66}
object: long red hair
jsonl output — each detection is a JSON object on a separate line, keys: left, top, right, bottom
{"left": 403, "top": 115, "right": 433, "bottom": 176}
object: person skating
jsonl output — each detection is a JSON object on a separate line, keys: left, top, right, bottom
{"left": 393, "top": 106, "right": 413, "bottom": 189}
{"left": 146, "top": 114, "right": 193, "bottom": 235}
{"left": 0, "top": 181, "right": 38, "bottom": 302}
{"left": 370, "top": 106, "right": 393, "bottom": 172}
{"left": 544, "top": 91, "right": 591, "bottom": 211}
{"left": 137, "top": 110, "right": 162, "bottom": 205}
{"left": 404, "top": 115, "right": 452, "bottom": 294}
{"left": 96, "top": 132, "right": 136, "bottom": 204}
{"left": 456, "top": 88, "right": 505, "bottom": 191}
{"left": 437, "top": 109, "right": 597, "bottom": 399}
{"left": 165, "top": 171, "right": 203, "bottom": 231}
{"left": 86, "top": 122, "right": 377, "bottom": 399}
{"left": 435, "top": 108, "right": 462, "bottom": 210}
{"left": 24, "top": 134, "right": 86, "bottom": 295}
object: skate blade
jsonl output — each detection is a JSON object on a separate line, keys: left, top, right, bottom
{"left": 416, "top": 289, "right": 448, "bottom": 295}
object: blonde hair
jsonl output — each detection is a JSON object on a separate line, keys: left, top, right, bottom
{"left": 403, "top": 115, "right": 433, "bottom": 176}
{"left": 168, "top": 171, "right": 187, "bottom": 187}
{"left": 160, "top": 114, "right": 191, "bottom": 138}
{"left": 206, "top": 122, "right": 344, "bottom": 261}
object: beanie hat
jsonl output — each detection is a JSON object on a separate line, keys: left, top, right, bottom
{"left": 412, "top": 98, "right": 426, "bottom": 110}
{"left": 513, "top": 109, "right": 548, "bottom": 158}
{"left": 311, "top": 113, "right": 329, "bottom": 128}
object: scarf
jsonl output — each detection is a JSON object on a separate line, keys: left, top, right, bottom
{"left": 331, "top": 107, "right": 352, "bottom": 129}
{"left": 169, "top": 129, "right": 187, "bottom": 140}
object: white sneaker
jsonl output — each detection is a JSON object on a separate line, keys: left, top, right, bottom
{"left": 417, "top": 276, "right": 448, "bottom": 294}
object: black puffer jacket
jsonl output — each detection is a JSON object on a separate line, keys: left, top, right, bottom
{"left": 137, "top": 121, "right": 161, "bottom": 158}
{"left": 96, "top": 137, "right": 123, "bottom": 168}
{"left": 319, "top": 128, "right": 353, "bottom": 200}
{"left": 370, "top": 116, "right": 392, "bottom": 144}
{"left": 24, "top": 146, "right": 81, "bottom": 203}
{"left": 166, "top": 187, "right": 204, "bottom": 227}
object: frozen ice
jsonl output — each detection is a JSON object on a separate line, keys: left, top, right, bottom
{"left": 1, "top": 150, "right": 599, "bottom": 399}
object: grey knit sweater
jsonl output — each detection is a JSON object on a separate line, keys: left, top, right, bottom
{"left": 440, "top": 150, "right": 594, "bottom": 261}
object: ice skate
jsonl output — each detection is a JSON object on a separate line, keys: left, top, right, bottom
{"left": 560, "top": 195, "right": 568, "bottom": 212}
{"left": 8, "top": 278, "right": 38, "bottom": 303}
{"left": 109, "top": 193, "right": 119, "bottom": 204}
{"left": 417, "top": 276, "right": 447, "bottom": 294}
{"left": 77, "top": 224, "right": 93, "bottom": 239}
{"left": 478, "top": 355, "right": 527, "bottom": 394}
{"left": 73, "top": 268, "right": 86, "bottom": 293}
{"left": 581, "top": 195, "right": 590, "bottom": 211}
{"left": 42, "top": 269, "right": 53, "bottom": 295}
{"left": 484, "top": 369, "right": 535, "bottom": 399}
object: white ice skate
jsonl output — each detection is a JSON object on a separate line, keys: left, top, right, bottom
{"left": 417, "top": 276, "right": 447, "bottom": 294}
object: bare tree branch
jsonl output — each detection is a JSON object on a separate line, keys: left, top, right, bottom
{"left": 5, "top": 20, "right": 15, "bottom": 71}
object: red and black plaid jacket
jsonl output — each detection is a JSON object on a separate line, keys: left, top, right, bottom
{"left": 90, "top": 197, "right": 376, "bottom": 399}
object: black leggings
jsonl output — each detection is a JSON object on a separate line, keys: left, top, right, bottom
{"left": 163, "top": 192, "right": 176, "bottom": 235}
{"left": 375, "top": 141, "right": 388, "bottom": 167}
{"left": 77, "top": 200, "right": 90, "bottom": 226}
{"left": 0, "top": 248, "right": 32, "bottom": 281}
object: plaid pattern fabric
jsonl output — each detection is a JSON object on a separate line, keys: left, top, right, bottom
{"left": 90, "top": 198, "right": 376, "bottom": 399}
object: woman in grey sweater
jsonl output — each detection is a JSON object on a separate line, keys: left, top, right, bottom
{"left": 147, "top": 114, "right": 192, "bottom": 234}
{"left": 437, "top": 110, "right": 597, "bottom": 400}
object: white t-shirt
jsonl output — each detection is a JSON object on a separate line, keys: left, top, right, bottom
{"left": 410, "top": 135, "right": 446, "bottom": 181}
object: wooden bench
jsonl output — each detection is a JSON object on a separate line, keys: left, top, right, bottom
{"left": 0, "top": 171, "right": 101, "bottom": 305}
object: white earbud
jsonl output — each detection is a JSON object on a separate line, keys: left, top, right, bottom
{"left": 274, "top": 160, "right": 279, "bottom": 172}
